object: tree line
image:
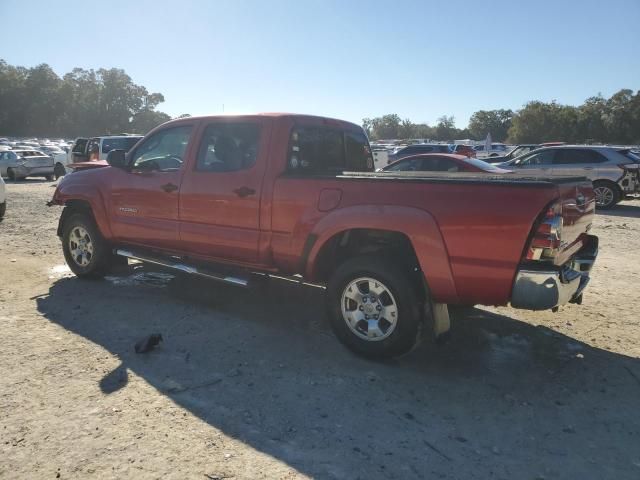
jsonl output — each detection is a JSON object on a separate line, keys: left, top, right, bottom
{"left": 363, "top": 89, "right": 640, "bottom": 145}
{"left": 0, "top": 59, "right": 182, "bottom": 137}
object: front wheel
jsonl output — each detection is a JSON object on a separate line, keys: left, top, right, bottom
{"left": 7, "top": 168, "right": 17, "bottom": 181}
{"left": 62, "top": 212, "right": 110, "bottom": 278}
{"left": 593, "top": 181, "right": 619, "bottom": 209}
{"left": 0, "top": 201, "right": 5, "bottom": 220}
{"left": 54, "top": 163, "right": 66, "bottom": 180}
{"left": 326, "top": 255, "right": 423, "bottom": 359}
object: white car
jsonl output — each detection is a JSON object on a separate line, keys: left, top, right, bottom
{"left": 0, "top": 176, "right": 6, "bottom": 220}
{"left": 474, "top": 143, "right": 509, "bottom": 159}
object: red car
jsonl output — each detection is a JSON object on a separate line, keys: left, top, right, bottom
{"left": 382, "top": 153, "right": 511, "bottom": 174}
{"left": 50, "top": 113, "right": 597, "bottom": 359}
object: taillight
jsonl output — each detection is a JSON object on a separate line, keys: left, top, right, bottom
{"left": 526, "top": 201, "right": 563, "bottom": 261}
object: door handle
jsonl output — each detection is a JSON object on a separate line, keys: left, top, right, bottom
{"left": 233, "top": 186, "right": 256, "bottom": 198}
{"left": 161, "top": 183, "right": 178, "bottom": 193}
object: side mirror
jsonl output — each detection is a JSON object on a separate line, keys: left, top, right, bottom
{"left": 106, "top": 149, "right": 127, "bottom": 168}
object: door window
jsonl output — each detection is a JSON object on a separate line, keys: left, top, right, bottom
{"left": 553, "top": 149, "right": 607, "bottom": 164}
{"left": 514, "top": 150, "right": 555, "bottom": 166}
{"left": 288, "top": 127, "right": 373, "bottom": 174}
{"left": 386, "top": 158, "right": 420, "bottom": 171}
{"left": 131, "top": 125, "right": 193, "bottom": 172}
{"left": 196, "top": 123, "right": 260, "bottom": 172}
{"left": 421, "top": 157, "right": 460, "bottom": 172}
{"left": 72, "top": 139, "right": 87, "bottom": 154}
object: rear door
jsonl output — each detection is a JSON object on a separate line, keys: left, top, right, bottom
{"left": 109, "top": 124, "right": 195, "bottom": 249}
{"left": 178, "top": 118, "right": 271, "bottom": 263}
{"left": 551, "top": 148, "right": 606, "bottom": 180}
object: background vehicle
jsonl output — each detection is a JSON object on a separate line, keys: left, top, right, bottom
{"left": 0, "top": 175, "right": 5, "bottom": 219}
{"left": 56, "top": 135, "right": 143, "bottom": 178}
{"left": 474, "top": 143, "right": 509, "bottom": 159}
{"left": 382, "top": 153, "right": 511, "bottom": 174}
{"left": 387, "top": 143, "right": 452, "bottom": 163}
{"left": 0, "top": 149, "right": 55, "bottom": 180}
{"left": 499, "top": 145, "right": 640, "bottom": 208}
{"left": 485, "top": 144, "right": 540, "bottom": 163}
{"left": 450, "top": 144, "right": 476, "bottom": 157}
{"left": 51, "top": 114, "right": 598, "bottom": 359}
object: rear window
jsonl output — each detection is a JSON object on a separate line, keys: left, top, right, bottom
{"left": 196, "top": 123, "right": 260, "bottom": 172}
{"left": 102, "top": 137, "right": 142, "bottom": 153}
{"left": 288, "top": 127, "right": 373, "bottom": 174}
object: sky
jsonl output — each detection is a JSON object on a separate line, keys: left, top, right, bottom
{"left": 2, "top": 0, "right": 639, "bottom": 127}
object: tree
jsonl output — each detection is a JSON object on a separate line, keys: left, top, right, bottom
{"left": 468, "top": 109, "right": 513, "bottom": 142}
{"left": 0, "top": 59, "right": 175, "bottom": 137}
{"left": 435, "top": 116, "right": 457, "bottom": 141}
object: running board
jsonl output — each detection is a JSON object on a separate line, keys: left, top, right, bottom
{"left": 114, "top": 249, "right": 249, "bottom": 287}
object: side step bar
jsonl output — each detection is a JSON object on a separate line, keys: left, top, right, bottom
{"left": 114, "top": 249, "right": 249, "bottom": 287}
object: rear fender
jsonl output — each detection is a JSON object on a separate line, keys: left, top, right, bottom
{"left": 305, "top": 205, "right": 459, "bottom": 303}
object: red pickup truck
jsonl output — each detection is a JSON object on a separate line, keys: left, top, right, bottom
{"left": 50, "top": 114, "right": 598, "bottom": 358}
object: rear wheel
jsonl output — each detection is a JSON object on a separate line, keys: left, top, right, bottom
{"left": 54, "top": 163, "right": 66, "bottom": 180}
{"left": 62, "top": 212, "right": 110, "bottom": 278}
{"left": 0, "top": 201, "right": 5, "bottom": 220}
{"left": 593, "top": 181, "right": 619, "bottom": 209}
{"left": 326, "top": 255, "right": 423, "bottom": 359}
{"left": 45, "top": 174, "right": 54, "bottom": 181}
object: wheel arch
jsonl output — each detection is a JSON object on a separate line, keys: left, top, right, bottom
{"left": 303, "top": 205, "right": 459, "bottom": 303}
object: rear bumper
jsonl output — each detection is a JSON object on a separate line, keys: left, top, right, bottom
{"left": 511, "top": 235, "right": 598, "bottom": 310}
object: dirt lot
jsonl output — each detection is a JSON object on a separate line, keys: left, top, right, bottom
{"left": 1, "top": 180, "right": 639, "bottom": 479}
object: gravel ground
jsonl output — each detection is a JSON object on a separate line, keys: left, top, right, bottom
{"left": 1, "top": 180, "right": 639, "bottom": 479}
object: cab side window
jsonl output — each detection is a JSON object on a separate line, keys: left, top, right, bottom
{"left": 196, "top": 123, "right": 260, "bottom": 172}
{"left": 131, "top": 125, "right": 193, "bottom": 172}
{"left": 288, "top": 127, "right": 373, "bottom": 174}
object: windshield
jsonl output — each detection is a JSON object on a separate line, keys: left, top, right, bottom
{"left": 102, "top": 137, "right": 143, "bottom": 153}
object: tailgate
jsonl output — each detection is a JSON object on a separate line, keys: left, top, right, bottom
{"left": 555, "top": 179, "right": 595, "bottom": 265}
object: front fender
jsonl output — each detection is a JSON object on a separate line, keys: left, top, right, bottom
{"left": 53, "top": 178, "right": 113, "bottom": 239}
{"left": 305, "top": 205, "right": 459, "bottom": 303}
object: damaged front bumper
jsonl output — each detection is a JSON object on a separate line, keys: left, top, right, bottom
{"left": 511, "top": 235, "right": 598, "bottom": 311}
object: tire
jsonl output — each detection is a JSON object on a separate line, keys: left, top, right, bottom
{"left": 45, "top": 174, "right": 54, "bottom": 181}
{"left": 326, "top": 255, "right": 423, "bottom": 359}
{"left": 593, "top": 181, "right": 620, "bottom": 209}
{"left": 7, "top": 168, "right": 16, "bottom": 181}
{"left": 0, "top": 201, "right": 5, "bottom": 220}
{"left": 54, "top": 163, "right": 66, "bottom": 180}
{"left": 62, "top": 212, "right": 110, "bottom": 278}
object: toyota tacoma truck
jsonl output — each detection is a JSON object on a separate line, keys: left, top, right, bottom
{"left": 49, "top": 114, "right": 598, "bottom": 358}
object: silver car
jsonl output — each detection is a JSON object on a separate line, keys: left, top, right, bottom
{"left": 0, "top": 149, "right": 55, "bottom": 181}
{"left": 500, "top": 146, "right": 640, "bottom": 208}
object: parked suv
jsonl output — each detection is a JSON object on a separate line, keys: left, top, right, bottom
{"left": 500, "top": 146, "right": 640, "bottom": 208}
{"left": 387, "top": 143, "right": 451, "bottom": 164}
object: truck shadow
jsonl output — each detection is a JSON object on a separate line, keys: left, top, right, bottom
{"left": 598, "top": 201, "right": 640, "bottom": 219}
{"left": 37, "top": 265, "right": 640, "bottom": 479}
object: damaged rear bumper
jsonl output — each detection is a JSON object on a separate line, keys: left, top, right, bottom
{"left": 511, "top": 235, "right": 598, "bottom": 311}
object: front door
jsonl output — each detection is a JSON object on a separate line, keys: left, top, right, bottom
{"left": 509, "top": 149, "right": 556, "bottom": 176}
{"left": 109, "top": 124, "right": 194, "bottom": 250}
{"left": 179, "top": 119, "right": 270, "bottom": 263}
